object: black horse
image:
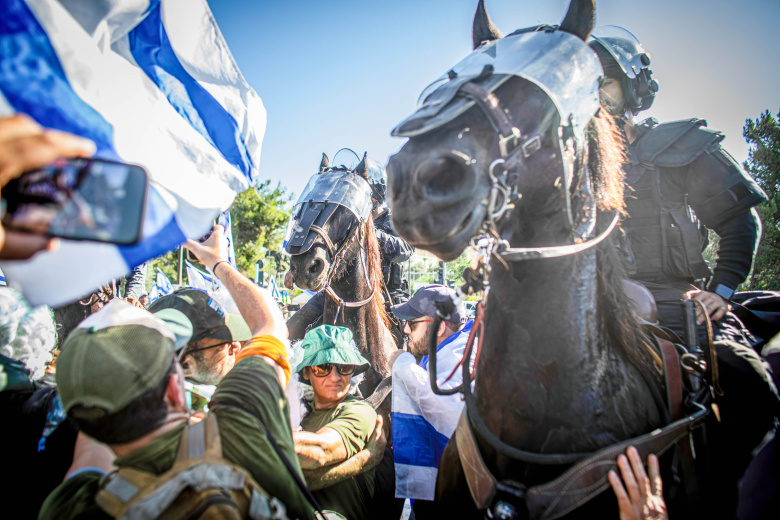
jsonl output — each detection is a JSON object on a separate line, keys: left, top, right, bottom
{"left": 287, "top": 154, "right": 399, "bottom": 400}
{"left": 385, "top": 1, "right": 776, "bottom": 517}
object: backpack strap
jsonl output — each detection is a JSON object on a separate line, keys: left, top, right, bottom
{"left": 96, "top": 467, "right": 157, "bottom": 518}
{"left": 175, "top": 413, "right": 222, "bottom": 463}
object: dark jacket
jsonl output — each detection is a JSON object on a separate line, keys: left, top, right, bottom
{"left": 621, "top": 118, "right": 767, "bottom": 295}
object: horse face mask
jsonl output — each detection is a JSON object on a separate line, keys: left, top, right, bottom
{"left": 392, "top": 29, "right": 601, "bottom": 146}
{"left": 284, "top": 170, "right": 373, "bottom": 256}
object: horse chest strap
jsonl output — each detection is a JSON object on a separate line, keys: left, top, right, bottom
{"left": 455, "top": 409, "right": 498, "bottom": 509}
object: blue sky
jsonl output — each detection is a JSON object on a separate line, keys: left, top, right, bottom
{"left": 208, "top": 0, "right": 780, "bottom": 198}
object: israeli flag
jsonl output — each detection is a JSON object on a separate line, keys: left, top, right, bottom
{"left": 185, "top": 260, "right": 222, "bottom": 294}
{"left": 268, "top": 273, "right": 281, "bottom": 301}
{"left": 156, "top": 267, "right": 173, "bottom": 296}
{"left": 147, "top": 284, "right": 160, "bottom": 303}
{"left": 0, "top": 268, "right": 5, "bottom": 286}
{"left": 392, "top": 321, "right": 475, "bottom": 500}
{"left": 217, "top": 209, "right": 237, "bottom": 268}
{"left": 0, "top": 0, "right": 266, "bottom": 306}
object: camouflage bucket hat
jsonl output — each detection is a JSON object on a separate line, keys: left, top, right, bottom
{"left": 297, "top": 325, "right": 370, "bottom": 376}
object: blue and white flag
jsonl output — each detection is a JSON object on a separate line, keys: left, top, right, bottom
{"left": 185, "top": 260, "right": 222, "bottom": 294}
{"left": 147, "top": 284, "right": 160, "bottom": 303}
{"left": 268, "top": 273, "right": 282, "bottom": 301}
{"left": 217, "top": 209, "right": 237, "bottom": 268}
{"left": 156, "top": 268, "right": 173, "bottom": 296}
{"left": 391, "top": 321, "right": 475, "bottom": 500}
{"left": 0, "top": 0, "right": 266, "bottom": 306}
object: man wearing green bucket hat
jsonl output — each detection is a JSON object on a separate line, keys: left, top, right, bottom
{"left": 293, "top": 325, "right": 379, "bottom": 520}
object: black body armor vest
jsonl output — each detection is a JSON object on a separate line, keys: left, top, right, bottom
{"left": 622, "top": 119, "right": 724, "bottom": 282}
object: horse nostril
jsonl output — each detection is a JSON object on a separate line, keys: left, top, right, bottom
{"left": 417, "top": 154, "right": 472, "bottom": 200}
{"left": 308, "top": 259, "right": 323, "bottom": 276}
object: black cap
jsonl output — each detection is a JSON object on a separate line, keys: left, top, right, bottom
{"left": 390, "top": 284, "right": 465, "bottom": 324}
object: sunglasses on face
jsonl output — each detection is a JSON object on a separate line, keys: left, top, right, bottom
{"left": 309, "top": 363, "right": 358, "bottom": 377}
{"left": 404, "top": 318, "right": 434, "bottom": 330}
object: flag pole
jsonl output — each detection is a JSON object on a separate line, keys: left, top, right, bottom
{"left": 178, "top": 247, "right": 184, "bottom": 285}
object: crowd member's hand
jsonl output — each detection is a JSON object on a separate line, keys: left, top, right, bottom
{"left": 284, "top": 270, "right": 294, "bottom": 290}
{"left": 125, "top": 297, "right": 145, "bottom": 309}
{"left": 364, "top": 415, "right": 387, "bottom": 469}
{"left": 0, "top": 115, "right": 96, "bottom": 259}
{"left": 685, "top": 289, "right": 731, "bottom": 324}
{"left": 184, "top": 224, "right": 228, "bottom": 272}
{"left": 608, "top": 446, "right": 668, "bottom": 520}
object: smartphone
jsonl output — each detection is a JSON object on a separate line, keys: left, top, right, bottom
{"left": 1, "top": 157, "right": 149, "bottom": 245}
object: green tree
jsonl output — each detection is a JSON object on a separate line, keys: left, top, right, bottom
{"left": 742, "top": 109, "right": 780, "bottom": 290}
{"left": 230, "top": 180, "right": 293, "bottom": 279}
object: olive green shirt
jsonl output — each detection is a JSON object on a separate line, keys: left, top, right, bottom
{"left": 39, "top": 356, "right": 315, "bottom": 520}
{"left": 302, "top": 396, "right": 377, "bottom": 520}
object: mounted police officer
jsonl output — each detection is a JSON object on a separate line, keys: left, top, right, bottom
{"left": 589, "top": 26, "right": 768, "bottom": 341}
{"left": 285, "top": 151, "right": 413, "bottom": 342}
{"left": 591, "top": 27, "right": 779, "bottom": 517}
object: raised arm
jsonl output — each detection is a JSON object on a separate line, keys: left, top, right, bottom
{"left": 185, "top": 226, "right": 289, "bottom": 387}
{"left": 184, "top": 225, "right": 287, "bottom": 340}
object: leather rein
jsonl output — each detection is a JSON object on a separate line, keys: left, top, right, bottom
{"left": 425, "top": 78, "right": 711, "bottom": 519}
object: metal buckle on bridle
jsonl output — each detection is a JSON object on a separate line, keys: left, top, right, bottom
{"left": 521, "top": 135, "right": 542, "bottom": 158}
{"left": 498, "top": 127, "right": 522, "bottom": 158}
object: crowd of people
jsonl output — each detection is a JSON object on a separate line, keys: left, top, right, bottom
{"left": 0, "top": 21, "right": 778, "bottom": 520}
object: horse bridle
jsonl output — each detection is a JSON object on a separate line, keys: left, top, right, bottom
{"left": 294, "top": 206, "right": 378, "bottom": 326}
{"left": 422, "top": 74, "right": 707, "bottom": 518}
{"left": 452, "top": 73, "right": 620, "bottom": 268}
{"left": 321, "top": 219, "right": 378, "bottom": 324}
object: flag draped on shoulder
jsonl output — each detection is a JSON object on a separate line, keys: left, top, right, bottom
{"left": 0, "top": 0, "right": 266, "bottom": 306}
{"left": 391, "top": 321, "right": 474, "bottom": 500}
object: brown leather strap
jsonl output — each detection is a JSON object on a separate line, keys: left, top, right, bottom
{"left": 365, "top": 376, "right": 393, "bottom": 410}
{"left": 658, "top": 338, "right": 683, "bottom": 421}
{"left": 525, "top": 407, "right": 708, "bottom": 520}
{"left": 309, "top": 225, "right": 337, "bottom": 260}
{"left": 455, "top": 402, "right": 708, "bottom": 519}
{"left": 455, "top": 409, "right": 498, "bottom": 509}
{"left": 459, "top": 81, "right": 518, "bottom": 147}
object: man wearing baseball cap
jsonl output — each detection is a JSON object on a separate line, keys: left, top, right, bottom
{"left": 389, "top": 284, "right": 475, "bottom": 517}
{"left": 148, "top": 288, "right": 252, "bottom": 385}
{"left": 39, "top": 225, "right": 315, "bottom": 520}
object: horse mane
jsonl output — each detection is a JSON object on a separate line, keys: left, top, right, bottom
{"left": 587, "top": 109, "right": 663, "bottom": 379}
{"left": 328, "top": 197, "right": 392, "bottom": 376}
{"left": 364, "top": 216, "right": 392, "bottom": 375}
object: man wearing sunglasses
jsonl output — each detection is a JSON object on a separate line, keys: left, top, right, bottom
{"left": 148, "top": 288, "right": 252, "bottom": 385}
{"left": 388, "top": 284, "right": 474, "bottom": 518}
{"left": 293, "top": 325, "right": 379, "bottom": 520}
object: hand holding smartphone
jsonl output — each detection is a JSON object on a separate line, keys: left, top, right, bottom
{"left": 1, "top": 157, "right": 149, "bottom": 245}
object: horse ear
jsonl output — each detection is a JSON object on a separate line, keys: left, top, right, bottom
{"left": 319, "top": 153, "right": 329, "bottom": 173}
{"left": 354, "top": 152, "right": 369, "bottom": 181}
{"left": 472, "top": 0, "right": 502, "bottom": 50}
{"left": 559, "top": 0, "right": 595, "bottom": 41}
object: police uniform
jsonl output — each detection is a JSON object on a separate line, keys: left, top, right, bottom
{"left": 620, "top": 117, "right": 768, "bottom": 338}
